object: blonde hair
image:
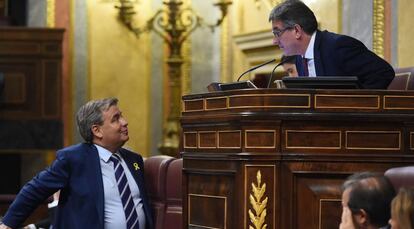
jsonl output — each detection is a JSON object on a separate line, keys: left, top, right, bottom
{"left": 391, "top": 187, "right": 414, "bottom": 229}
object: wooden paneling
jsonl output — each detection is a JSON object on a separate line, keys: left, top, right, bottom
{"left": 218, "top": 131, "right": 241, "bottom": 149}
{"left": 346, "top": 131, "right": 400, "bottom": 150}
{"left": 182, "top": 89, "right": 414, "bottom": 229}
{"left": 245, "top": 130, "right": 276, "bottom": 149}
{"left": 0, "top": 28, "right": 63, "bottom": 149}
{"left": 285, "top": 130, "right": 341, "bottom": 149}
{"left": 3, "top": 72, "right": 26, "bottom": 104}
{"left": 184, "top": 99, "right": 204, "bottom": 112}
{"left": 199, "top": 131, "right": 216, "bottom": 149}
{"left": 184, "top": 132, "right": 197, "bottom": 149}
{"left": 206, "top": 97, "right": 227, "bottom": 110}
{"left": 384, "top": 95, "right": 414, "bottom": 109}
{"left": 314, "top": 94, "right": 379, "bottom": 109}
{"left": 188, "top": 194, "right": 227, "bottom": 229}
{"left": 411, "top": 132, "right": 414, "bottom": 150}
{"left": 0, "top": 28, "right": 63, "bottom": 120}
{"left": 186, "top": 169, "right": 235, "bottom": 229}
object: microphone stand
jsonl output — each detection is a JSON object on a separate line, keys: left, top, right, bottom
{"left": 267, "top": 57, "right": 293, "bottom": 88}
{"left": 237, "top": 59, "right": 275, "bottom": 82}
{"left": 267, "top": 63, "right": 283, "bottom": 88}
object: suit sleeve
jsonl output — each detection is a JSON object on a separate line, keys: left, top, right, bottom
{"left": 334, "top": 36, "right": 394, "bottom": 89}
{"left": 1, "top": 151, "right": 70, "bottom": 228}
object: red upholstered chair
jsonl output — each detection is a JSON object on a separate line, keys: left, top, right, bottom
{"left": 144, "top": 155, "right": 175, "bottom": 229}
{"left": 388, "top": 67, "right": 414, "bottom": 90}
{"left": 384, "top": 166, "right": 414, "bottom": 191}
{"left": 163, "top": 158, "right": 183, "bottom": 229}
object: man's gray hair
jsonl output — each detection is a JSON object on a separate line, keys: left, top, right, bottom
{"left": 268, "top": 0, "right": 318, "bottom": 35}
{"left": 76, "top": 97, "right": 118, "bottom": 142}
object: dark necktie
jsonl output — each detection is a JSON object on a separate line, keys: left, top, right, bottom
{"left": 302, "top": 57, "right": 309, "bottom": 76}
{"left": 110, "top": 154, "right": 140, "bottom": 229}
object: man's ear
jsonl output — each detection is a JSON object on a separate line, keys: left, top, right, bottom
{"left": 91, "top": 124, "right": 103, "bottom": 139}
{"left": 353, "top": 209, "right": 370, "bottom": 228}
{"left": 294, "top": 24, "right": 303, "bottom": 39}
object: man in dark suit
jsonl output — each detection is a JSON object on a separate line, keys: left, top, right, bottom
{"left": 0, "top": 98, "right": 154, "bottom": 229}
{"left": 269, "top": 0, "right": 395, "bottom": 89}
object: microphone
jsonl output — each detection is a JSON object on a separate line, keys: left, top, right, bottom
{"left": 267, "top": 56, "right": 296, "bottom": 88}
{"left": 237, "top": 59, "right": 276, "bottom": 82}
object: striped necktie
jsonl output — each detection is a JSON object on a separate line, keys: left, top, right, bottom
{"left": 110, "top": 154, "right": 140, "bottom": 229}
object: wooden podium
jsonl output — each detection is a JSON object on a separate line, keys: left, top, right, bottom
{"left": 181, "top": 88, "right": 414, "bottom": 229}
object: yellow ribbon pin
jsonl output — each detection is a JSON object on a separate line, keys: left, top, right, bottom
{"left": 133, "top": 163, "right": 140, "bottom": 171}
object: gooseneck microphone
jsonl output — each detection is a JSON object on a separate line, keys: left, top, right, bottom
{"left": 237, "top": 59, "right": 276, "bottom": 82}
{"left": 266, "top": 56, "right": 295, "bottom": 88}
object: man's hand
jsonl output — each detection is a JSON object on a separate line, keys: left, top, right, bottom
{"left": 339, "top": 206, "right": 355, "bottom": 229}
{"left": 0, "top": 223, "right": 12, "bottom": 229}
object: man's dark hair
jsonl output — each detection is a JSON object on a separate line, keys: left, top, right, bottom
{"left": 342, "top": 172, "right": 379, "bottom": 191}
{"left": 347, "top": 175, "right": 396, "bottom": 227}
{"left": 268, "top": 0, "right": 318, "bottom": 35}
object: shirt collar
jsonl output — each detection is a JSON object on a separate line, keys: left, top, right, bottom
{"left": 95, "top": 144, "right": 115, "bottom": 163}
{"left": 304, "top": 31, "right": 316, "bottom": 60}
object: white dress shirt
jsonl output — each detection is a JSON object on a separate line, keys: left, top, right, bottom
{"left": 95, "top": 144, "right": 146, "bottom": 229}
{"left": 304, "top": 32, "right": 317, "bottom": 77}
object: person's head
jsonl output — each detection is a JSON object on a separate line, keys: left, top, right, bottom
{"left": 389, "top": 187, "right": 414, "bottom": 229}
{"left": 281, "top": 55, "right": 298, "bottom": 77}
{"left": 76, "top": 97, "right": 129, "bottom": 152}
{"left": 268, "top": 0, "right": 317, "bottom": 56}
{"left": 342, "top": 173, "right": 396, "bottom": 228}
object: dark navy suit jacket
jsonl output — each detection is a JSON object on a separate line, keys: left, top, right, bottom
{"left": 2, "top": 143, "right": 154, "bottom": 229}
{"left": 295, "top": 30, "right": 395, "bottom": 89}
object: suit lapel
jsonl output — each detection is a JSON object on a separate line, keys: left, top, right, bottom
{"left": 119, "top": 149, "right": 145, "bottom": 193}
{"left": 314, "top": 30, "right": 324, "bottom": 76}
{"left": 86, "top": 144, "right": 105, "bottom": 227}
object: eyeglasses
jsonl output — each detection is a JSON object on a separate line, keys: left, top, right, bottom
{"left": 272, "top": 27, "right": 292, "bottom": 38}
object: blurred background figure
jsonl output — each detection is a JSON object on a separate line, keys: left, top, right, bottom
{"left": 340, "top": 173, "right": 395, "bottom": 229}
{"left": 389, "top": 187, "right": 414, "bottom": 229}
{"left": 281, "top": 55, "right": 298, "bottom": 77}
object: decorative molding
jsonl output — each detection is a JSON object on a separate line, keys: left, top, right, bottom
{"left": 285, "top": 130, "right": 342, "bottom": 149}
{"left": 314, "top": 94, "right": 380, "bottom": 109}
{"left": 188, "top": 193, "right": 227, "bottom": 229}
{"left": 345, "top": 131, "right": 401, "bottom": 150}
{"left": 218, "top": 130, "right": 241, "bottom": 149}
{"left": 206, "top": 97, "right": 228, "bottom": 111}
{"left": 198, "top": 131, "right": 217, "bottom": 149}
{"left": 233, "top": 30, "right": 281, "bottom": 72}
{"left": 253, "top": 0, "right": 281, "bottom": 10}
{"left": 245, "top": 130, "right": 276, "bottom": 149}
{"left": 319, "top": 199, "right": 341, "bottom": 229}
{"left": 229, "top": 94, "right": 311, "bottom": 109}
{"left": 373, "top": 0, "right": 385, "bottom": 58}
{"left": 183, "top": 98, "right": 205, "bottom": 112}
{"left": 248, "top": 170, "right": 268, "bottom": 229}
{"left": 383, "top": 95, "right": 414, "bottom": 110}
{"left": 183, "top": 131, "right": 198, "bottom": 149}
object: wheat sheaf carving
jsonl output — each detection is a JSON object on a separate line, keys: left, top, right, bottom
{"left": 248, "top": 170, "right": 268, "bottom": 229}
